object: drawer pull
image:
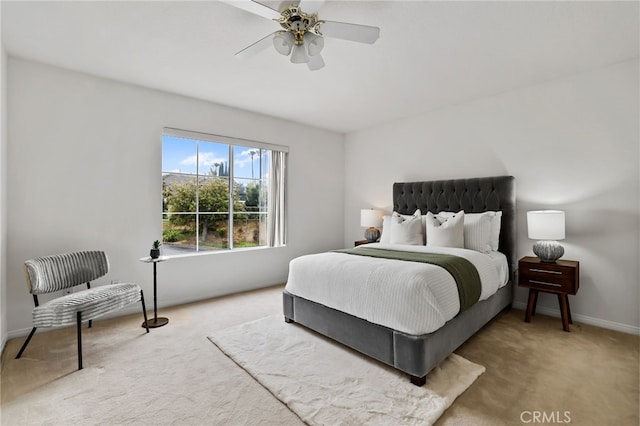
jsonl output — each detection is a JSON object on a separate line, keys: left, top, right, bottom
{"left": 530, "top": 268, "right": 562, "bottom": 275}
{"left": 530, "top": 280, "right": 562, "bottom": 287}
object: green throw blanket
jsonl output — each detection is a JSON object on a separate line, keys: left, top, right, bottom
{"left": 333, "top": 247, "right": 482, "bottom": 312}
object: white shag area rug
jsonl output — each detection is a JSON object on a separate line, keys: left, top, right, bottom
{"left": 208, "top": 315, "right": 485, "bottom": 426}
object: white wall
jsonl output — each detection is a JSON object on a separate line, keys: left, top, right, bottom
{"left": 6, "top": 57, "right": 345, "bottom": 336}
{"left": 344, "top": 60, "right": 639, "bottom": 334}
{"left": 0, "top": 42, "right": 7, "bottom": 349}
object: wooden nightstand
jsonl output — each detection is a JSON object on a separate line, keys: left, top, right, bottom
{"left": 354, "top": 240, "right": 370, "bottom": 247}
{"left": 518, "top": 256, "right": 580, "bottom": 332}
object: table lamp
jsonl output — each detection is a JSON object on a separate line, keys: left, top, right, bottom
{"left": 527, "top": 210, "right": 565, "bottom": 262}
{"left": 361, "top": 209, "right": 383, "bottom": 243}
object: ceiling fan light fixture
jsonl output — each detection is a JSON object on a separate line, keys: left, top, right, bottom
{"left": 273, "top": 31, "right": 294, "bottom": 56}
{"left": 303, "top": 32, "right": 324, "bottom": 56}
{"left": 307, "top": 53, "right": 325, "bottom": 71}
{"left": 290, "top": 44, "right": 309, "bottom": 63}
{"left": 225, "top": 1, "right": 380, "bottom": 70}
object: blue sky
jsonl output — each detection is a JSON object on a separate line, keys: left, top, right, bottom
{"left": 162, "top": 136, "right": 267, "bottom": 180}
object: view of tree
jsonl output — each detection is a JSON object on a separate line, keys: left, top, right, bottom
{"left": 209, "top": 161, "right": 229, "bottom": 177}
{"left": 245, "top": 183, "right": 260, "bottom": 209}
{"left": 161, "top": 135, "right": 277, "bottom": 252}
{"left": 165, "top": 177, "right": 244, "bottom": 242}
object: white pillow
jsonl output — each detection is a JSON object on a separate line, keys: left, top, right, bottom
{"left": 380, "top": 215, "right": 392, "bottom": 244}
{"left": 381, "top": 209, "right": 426, "bottom": 244}
{"left": 461, "top": 212, "right": 494, "bottom": 253}
{"left": 426, "top": 210, "right": 464, "bottom": 248}
{"left": 439, "top": 211, "right": 502, "bottom": 252}
{"left": 489, "top": 211, "right": 502, "bottom": 251}
{"left": 389, "top": 209, "right": 424, "bottom": 245}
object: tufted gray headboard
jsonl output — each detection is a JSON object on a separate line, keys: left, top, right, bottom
{"left": 393, "top": 176, "right": 516, "bottom": 278}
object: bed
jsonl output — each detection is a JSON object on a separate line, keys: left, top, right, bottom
{"left": 283, "top": 176, "right": 516, "bottom": 386}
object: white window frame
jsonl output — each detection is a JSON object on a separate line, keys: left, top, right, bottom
{"left": 162, "top": 127, "right": 288, "bottom": 255}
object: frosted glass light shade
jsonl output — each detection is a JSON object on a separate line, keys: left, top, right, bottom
{"left": 290, "top": 44, "right": 309, "bottom": 63}
{"left": 527, "top": 210, "right": 565, "bottom": 240}
{"left": 303, "top": 32, "right": 324, "bottom": 56}
{"left": 307, "top": 53, "right": 325, "bottom": 71}
{"left": 273, "top": 32, "right": 294, "bottom": 56}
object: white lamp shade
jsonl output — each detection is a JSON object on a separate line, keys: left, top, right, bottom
{"left": 290, "top": 44, "right": 309, "bottom": 63}
{"left": 527, "top": 210, "right": 565, "bottom": 240}
{"left": 361, "top": 209, "right": 383, "bottom": 228}
{"left": 303, "top": 32, "right": 324, "bottom": 56}
{"left": 273, "top": 32, "right": 294, "bottom": 56}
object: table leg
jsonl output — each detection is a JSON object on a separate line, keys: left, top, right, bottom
{"left": 142, "top": 260, "right": 169, "bottom": 328}
{"left": 531, "top": 290, "right": 539, "bottom": 316}
{"left": 153, "top": 261, "right": 157, "bottom": 322}
{"left": 525, "top": 289, "right": 538, "bottom": 323}
{"left": 557, "top": 293, "right": 571, "bottom": 332}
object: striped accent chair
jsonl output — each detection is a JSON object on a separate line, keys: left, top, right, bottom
{"left": 16, "top": 251, "right": 149, "bottom": 370}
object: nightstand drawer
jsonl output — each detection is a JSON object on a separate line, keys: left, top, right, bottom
{"left": 519, "top": 274, "right": 575, "bottom": 293}
{"left": 518, "top": 257, "right": 579, "bottom": 294}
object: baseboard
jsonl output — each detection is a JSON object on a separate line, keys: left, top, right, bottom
{"left": 0, "top": 334, "right": 6, "bottom": 363}
{"left": 512, "top": 301, "right": 640, "bottom": 335}
{"left": 7, "top": 326, "right": 33, "bottom": 340}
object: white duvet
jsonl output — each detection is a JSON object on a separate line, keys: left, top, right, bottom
{"left": 285, "top": 243, "right": 509, "bottom": 335}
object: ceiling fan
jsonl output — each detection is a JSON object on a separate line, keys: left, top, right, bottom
{"left": 221, "top": 0, "right": 380, "bottom": 71}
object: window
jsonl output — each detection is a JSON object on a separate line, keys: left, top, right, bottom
{"left": 161, "top": 128, "right": 287, "bottom": 255}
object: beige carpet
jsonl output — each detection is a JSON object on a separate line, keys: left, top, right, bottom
{"left": 1, "top": 284, "right": 639, "bottom": 425}
{"left": 209, "top": 315, "right": 484, "bottom": 425}
{"left": 1, "top": 286, "right": 303, "bottom": 426}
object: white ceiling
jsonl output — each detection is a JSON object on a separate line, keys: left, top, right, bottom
{"left": 2, "top": 1, "right": 638, "bottom": 134}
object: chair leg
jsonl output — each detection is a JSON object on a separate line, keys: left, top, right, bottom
{"left": 15, "top": 327, "right": 37, "bottom": 359}
{"left": 87, "top": 283, "right": 92, "bottom": 329}
{"left": 77, "top": 312, "right": 83, "bottom": 370}
{"left": 140, "top": 290, "right": 150, "bottom": 333}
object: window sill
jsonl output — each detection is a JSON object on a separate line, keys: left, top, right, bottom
{"left": 158, "top": 244, "right": 286, "bottom": 260}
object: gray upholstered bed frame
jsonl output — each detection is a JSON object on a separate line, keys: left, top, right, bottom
{"left": 283, "top": 176, "right": 516, "bottom": 386}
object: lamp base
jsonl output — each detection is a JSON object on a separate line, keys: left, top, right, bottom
{"left": 533, "top": 240, "right": 564, "bottom": 263}
{"left": 364, "top": 227, "right": 380, "bottom": 243}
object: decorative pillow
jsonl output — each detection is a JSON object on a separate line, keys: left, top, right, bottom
{"left": 426, "top": 210, "right": 464, "bottom": 248}
{"left": 461, "top": 212, "right": 494, "bottom": 253}
{"left": 380, "top": 215, "right": 392, "bottom": 244}
{"left": 489, "top": 211, "right": 502, "bottom": 251}
{"left": 438, "top": 211, "right": 502, "bottom": 252}
{"left": 389, "top": 209, "right": 424, "bottom": 245}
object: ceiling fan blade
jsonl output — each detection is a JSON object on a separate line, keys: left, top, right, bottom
{"left": 319, "top": 21, "right": 380, "bottom": 44}
{"left": 235, "top": 32, "right": 276, "bottom": 58}
{"left": 297, "top": 0, "right": 325, "bottom": 16}
{"left": 220, "top": 0, "right": 281, "bottom": 20}
{"left": 307, "top": 53, "right": 325, "bottom": 71}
